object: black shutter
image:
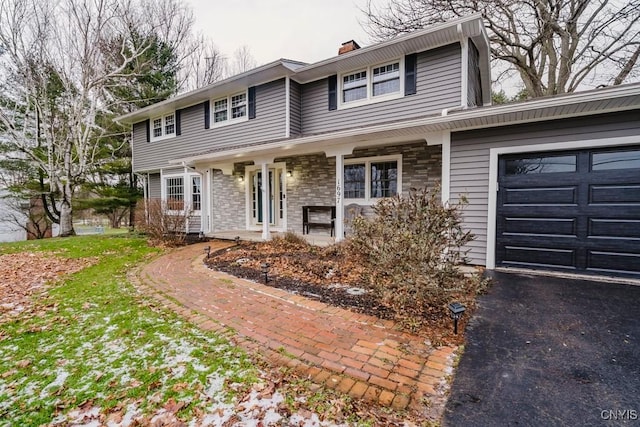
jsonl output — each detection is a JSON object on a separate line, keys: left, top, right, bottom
{"left": 175, "top": 109, "right": 182, "bottom": 135}
{"left": 145, "top": 119, "right": 150, "bottom": 142}
{"left": 248, "top": 86, "right": 256, "bottom": 119}
{"left": 328, "top": 75, "right": 337, "bottom": 111}
{"left": 404, "top": 53, "right": 417, "bottom": 96}
{"left": 204, "top": 100, "right": 210, "bottom": 129}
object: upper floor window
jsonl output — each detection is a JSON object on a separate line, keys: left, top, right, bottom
{"left": 151, "top": 113, "right": 176, "bottom": 141}
{"left": 212, "top": 92, "right": 247, "bottom": 126}
{"left": 344, "top": 155, "right": 402, "bottom": 202}
{"left": 340, "top": 60, "right": 403, "bottom": 108}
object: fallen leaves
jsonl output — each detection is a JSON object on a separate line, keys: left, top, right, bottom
{"left": 0, "top": 252, "right": 95, "bottom": 323}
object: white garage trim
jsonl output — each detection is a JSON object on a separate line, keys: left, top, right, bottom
{"left": 485, "top": 135, "right": 640, "bottom": 269}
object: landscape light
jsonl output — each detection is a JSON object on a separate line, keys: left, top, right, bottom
{"left": 203, "top": 245, "right": 211, "bottom": 258}
{"left": 261, "top": 262, "right": 270, "bottom": 284}
{"left": 448, "top": 302, "right": 466, "bottom": 335}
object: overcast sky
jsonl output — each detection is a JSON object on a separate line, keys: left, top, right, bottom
{"left": 185, "top": 0, "right": 384, "bottom": 66}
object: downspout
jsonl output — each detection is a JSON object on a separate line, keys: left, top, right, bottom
{"left": 285, "top": 76, "right": 291, "bottom": 138}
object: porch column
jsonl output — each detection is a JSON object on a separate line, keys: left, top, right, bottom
{"left": 260, "top": 162, "right": 271, "bottom": 240}
{"left": 335, "top": 154, "right": 344, "bottom": 242}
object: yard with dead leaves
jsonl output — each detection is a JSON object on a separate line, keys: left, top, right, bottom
{"left": 0, "top": 236, "right": 425, "bottom": 426}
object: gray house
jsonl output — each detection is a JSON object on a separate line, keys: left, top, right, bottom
{"left": 116, "top": 14, "right": 640, "bottom": 278}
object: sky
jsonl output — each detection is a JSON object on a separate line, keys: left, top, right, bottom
{"left": 186, "top": 0, "right": 384, "bottom": 66}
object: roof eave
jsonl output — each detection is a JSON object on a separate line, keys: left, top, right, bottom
{"left": 115, "top": 60, "right": 303, "bottom": 125}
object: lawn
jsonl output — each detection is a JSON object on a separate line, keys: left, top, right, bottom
{"left": 0, "top": 235, "right": 386, "bottom": 426}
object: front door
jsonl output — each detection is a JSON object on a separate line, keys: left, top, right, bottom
{"left": 250, "top": 167, "right": 285, "bottom": 227}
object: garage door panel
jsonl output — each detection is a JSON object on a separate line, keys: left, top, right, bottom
{"left": 502, "top": 217, "right": 577, "bottom": 236}
{"left": 503, "top": 246, "right": 576, "bottom": 269}
{"left": 503, "top": 186, "right": 578, "bottom": 205}
{"left": 588, "top": 219, "right": 640, "bottom": 239}
{"left": 587, "top": 251, "right": 640, "bottom": 274}
{"left": 497, "top": 145, "right": 640, "bottom": 277}
{"left": 589, "top": 184, "right": 640, "bottom": 204}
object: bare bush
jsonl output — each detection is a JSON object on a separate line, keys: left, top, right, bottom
{"left": 348, "top": 185, "right": 482, "bottom": 330}
{"left": 134, "top": 198, "right": 191, "bottom": 246}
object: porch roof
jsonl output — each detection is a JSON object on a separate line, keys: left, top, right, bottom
{"left": 170, "top": 82, "right": 640, "bottom": 167}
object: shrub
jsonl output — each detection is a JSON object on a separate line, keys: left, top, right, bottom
{"left": 134, "top": 198, "right": 192, "bottom": 246}
{"left": 348, "top": 185, "right": 477, "bottom": 330}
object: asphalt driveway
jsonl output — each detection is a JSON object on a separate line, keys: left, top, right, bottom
{"left": 443, "top": 271, "right": 640, "bottom": 426}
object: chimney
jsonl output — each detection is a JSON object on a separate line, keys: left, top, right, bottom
{"left": 338, "top": 40, "right": 361, "bottom": 55}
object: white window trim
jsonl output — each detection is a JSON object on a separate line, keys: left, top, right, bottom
{"left": 211, "top": 91, "right": 249, "bottom": 128}
{"left": 161, "top": 171, "right": 202, "bottom": 213}
{"left": 338, "top": 58, "right": 404, "bottom": 110}
{"left": 344, "top": 154, "right": 402, "bottom": 205}
{"left": 150, "top": 112, "right": 176, "bottom": 142}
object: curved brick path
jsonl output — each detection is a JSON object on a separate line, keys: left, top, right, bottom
{"left": 131, "top": 241, "right": 457, "bottom": 417}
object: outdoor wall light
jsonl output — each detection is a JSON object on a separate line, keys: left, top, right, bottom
{"left": 203, "top": 245, "right": 211, "bottom": 258}
{"left": 237, "top": 175, "right": 244, "bottom": 183}
{"left": 448, "top": 302, "right": 466, "bottom": 335}
{"left": 260, "top": 262, "right": 270, "bottom": 284}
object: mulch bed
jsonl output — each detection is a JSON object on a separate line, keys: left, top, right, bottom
{"left": 204, "top": 239, "right": 395, "bottom": 320}
{"left": 204, "top": 237, "right": 483, "bottom": 344}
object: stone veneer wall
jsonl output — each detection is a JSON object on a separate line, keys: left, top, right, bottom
{"left": 210, "top": 142, "right": 442, "bottom": 235}
{"left": 276, "top": 141, "right": 442, "bottom": 235}
{"left": 276, "top": 153, "right": 336, "bottom": 235}
{"left": 210, "top": 163, "right": 251, "bottom": 232}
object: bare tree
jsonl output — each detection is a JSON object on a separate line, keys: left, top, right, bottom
{"left": 0, "top": 0, "right": 196, "bottom": 236}
{"left": 181, "top": 37, "right": 228, "bottom": 90}
{"left": 361, "top": 0, "right": 640, "bottom": 97}
{"left": 230, "top": 45, "right": 257, "bottom": 75}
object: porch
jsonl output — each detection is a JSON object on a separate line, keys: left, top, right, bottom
{"left": 208, "top": 230, "right": 336, "bottom": 247}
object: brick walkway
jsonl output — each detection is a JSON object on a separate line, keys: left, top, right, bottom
{"left": 131, "top": 241, "right": 458, "bottom": 418}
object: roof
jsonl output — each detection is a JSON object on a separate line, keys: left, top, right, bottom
{"left": 170, "top": 82, "right": 640, "bottom": 166}
{"left": 115, "top": 14, "right": 490, "bottom": 125}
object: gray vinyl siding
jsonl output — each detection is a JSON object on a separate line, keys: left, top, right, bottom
{"left": 188, "top": 216, "right": 201, "bottom": 233}
{"left": 148, "top": 173, "right": 161, "bottom": 199}
{"left": 289, "top": 80, "right": 302, "bottom": 136}
{"left": 450, "top": 111, "right": 640, "bottom": 266}
{"left": 132, "top": 79, "right": 287, "bottom": 172}
{"left": 300, "top": 43, "right": 462, "bottom": 135}
{"left": 467, "top": 41, "right": 482, "bottom": 107}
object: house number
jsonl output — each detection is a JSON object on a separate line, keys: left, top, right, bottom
{"left": 336, "top": 180, "right": 341, "bottom": 198}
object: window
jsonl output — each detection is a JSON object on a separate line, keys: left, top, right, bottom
{"left": 231, "top": 93, "right": 246, "bottom": 118}
{"left": 211, "top": 92, "right": 247, "bottom": 125}
{"left": 370, "top": 161, "right": 398, "bottom": 198}
{"left": 344, "top": 156, "right": 401, "bottom": 202}
{"left": 342, "top": 71, "right": 367, "bottom": 103}
{"left": 165, "top": 177, "right": 184, "bottom": 210}
{"left": 213, "top": 99, "right": 228, "bottom": 123}
{"left": 150, "top": 113, "right": 176, "bottom": 141}
{"left": 372, "top": 63, "right": 400, "bottom": 96}
{"left": 192, "top": 176, "right": 201, "bottom": 211}
{"left": 340, "top": 60, "right": 402, "bottom": 107}
{"left": 344, "top": 164, "right": 366, "bottom": 198}
{"left": 592, "top": 149, "right": 640, "bottom": 171}
{"left": 505, "top": 155, "right": 577, "bottom": 174}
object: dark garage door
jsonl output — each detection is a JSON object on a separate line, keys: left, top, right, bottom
{"left": 496, "top": 145, "right": 640, "bottom": 277}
